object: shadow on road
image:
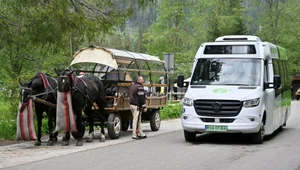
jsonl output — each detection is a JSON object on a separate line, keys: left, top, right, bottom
{"left": 189, "top": 126, "right": 291, "bottom": 145}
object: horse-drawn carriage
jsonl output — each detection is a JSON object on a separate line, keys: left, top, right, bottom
{"left": 18, "top": 45, "right": 167, "bottom": 146}
{"left": 70, "top": 45, "right": 168, "bottom": 139}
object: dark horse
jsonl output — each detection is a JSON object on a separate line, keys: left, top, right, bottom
{"left": 55, "top": 69, "right": 106, "bottom": 146}
{"left": 19, "top": 72, "right": 60, "bottom": 146}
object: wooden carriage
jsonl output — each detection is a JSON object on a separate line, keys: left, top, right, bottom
{"left": 70, "top": 45, "right": 168, "bottom": 139}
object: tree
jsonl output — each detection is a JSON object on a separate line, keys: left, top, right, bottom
{"left": 0, "top": 0, "right": 154, "bottom": 109}
{"left": 144, "top": 0, "right": 248, "bottom": 78}
{"left": 249, "top": 0, "right": 300, "bottom": 74}
{"left": 144, "top": 0, "right": 195, "bottom": 77}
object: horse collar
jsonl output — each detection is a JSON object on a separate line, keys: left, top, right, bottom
{"left": 38, "top": 73, "right": 50, "bottom": 88}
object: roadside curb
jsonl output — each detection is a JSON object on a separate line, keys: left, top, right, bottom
{"left": 0, "top": 118, "right": 181, "bottom": 169}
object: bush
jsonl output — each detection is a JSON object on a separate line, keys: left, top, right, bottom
{"left": 0, "top": 97, "right": 50, "bottom": 141}
{"left": 160, "top": 101, "right": 182, "bottom": 120}
{"left": 0, "top": 101, "right": 17, "bottom": 140}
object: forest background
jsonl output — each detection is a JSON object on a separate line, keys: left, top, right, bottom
{"left": 0, "top": 0, "right": 299, "bottom": 140}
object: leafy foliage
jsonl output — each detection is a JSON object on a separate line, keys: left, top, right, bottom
{"left": 144, "top": 0, "right": 249, "bottom": 79}
{"left": 0, "top": 0, "right": 155, "bottom": 140}
{"left": 161, "top": 102, "right": 182, "bottom": 120}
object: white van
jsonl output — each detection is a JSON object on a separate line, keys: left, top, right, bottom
{"left": 177, "top": 35, "right": 291, "bottom": 144}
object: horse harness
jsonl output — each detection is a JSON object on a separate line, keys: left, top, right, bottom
{"left": 23, "top": 73, "right": 57, "bottom": 103}
{"left": 69, "top": 74, "right": 105, "bottom": 120}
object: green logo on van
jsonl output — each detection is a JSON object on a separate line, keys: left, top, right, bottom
{"left": 213, "top": 88, "right": 228, "bottom": 93}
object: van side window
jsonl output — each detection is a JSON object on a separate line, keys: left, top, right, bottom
{"left": 272, "top": 59, "right": 280, "bottom": 76}
{"left": 264, "top": 60, "right": 268, "bottom": 83}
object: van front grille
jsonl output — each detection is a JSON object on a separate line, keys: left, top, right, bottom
{"left": 194, "top": 100, "right": 243, "bottom": 117}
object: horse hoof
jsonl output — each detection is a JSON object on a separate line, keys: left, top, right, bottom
{"left": 76, "top": 140, "right": 83, "bottom": 146}
{"left": 99, "top": 134, "right": 105, "bottom": 142}
{"left": 47, "top": 140, "right": 54, "bottom": 146}
{"left": 86, "top": 138, "right": 93, "bottom": 143}
{"left": 86, "top": 133, "right": 94, "bottom": 143}
{"left": 34, "top": 141, "right": 42, "bottom": 146}
{"left": 62, "top": 141, "right": 69, "bottom": 146}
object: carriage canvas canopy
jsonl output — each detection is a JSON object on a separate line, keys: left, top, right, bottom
{"left": 70, "top": 45, "right": 164, "bottom": 69}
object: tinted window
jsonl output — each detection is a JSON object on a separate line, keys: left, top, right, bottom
{"left": 204, "top": 45, "right": 256, "bottom": 54}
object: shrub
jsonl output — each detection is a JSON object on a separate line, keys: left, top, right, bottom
{"left": 0, "top": 98, "right": 50, "bottom": 140}
{"left": 0, "top": 101, "right": 17, "bottom": 140}
{"left": 160, "top": 101, "right": 182, "bottom": 120}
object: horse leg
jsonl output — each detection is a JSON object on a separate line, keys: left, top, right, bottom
{"left": 85, "top": 107, "right": 94, "bottom": 143}
{"left": 62, "top": 132, "right": 70, "bottom": 146}
{"left": 99, "top": 119, "right": 106, "bottom": 142}
{"left": 98, "top": 102, "right": 106, "bottom": 142}
{"left": 34, "top": 110, "right": 43, "bottom": 146}
{"left": 74, "top": 108, "right": 83, "bottom": 146}
{"left": 47, "top": 108, "right": 57, "bottom": 146}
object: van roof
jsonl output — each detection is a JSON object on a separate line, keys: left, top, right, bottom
{"left": 215, "top": 35, "right": 261, "bottom": 42}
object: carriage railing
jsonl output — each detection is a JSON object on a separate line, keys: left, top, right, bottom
{"left": 104, "top": 93, "right": 167, "bottom": 111}
{"left": 103, "top": 82, "right": 167, "bottom": 111}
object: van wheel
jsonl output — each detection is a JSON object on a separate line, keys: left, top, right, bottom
{"left": 184, "top": 130, "right": 196, "bottom": 142}
{"left": 251, "top": 123, "right": 265, "bottom": 144}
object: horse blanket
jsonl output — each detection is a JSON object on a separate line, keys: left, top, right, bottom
{"left": 54, "top": 91, "right": 77, "bottom": 133}
{"left": 16, "top": 99, "right": 37, "bottom": 140}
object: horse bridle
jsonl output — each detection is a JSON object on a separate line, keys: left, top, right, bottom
{"left": 20, "top": 87, "right": 32, "bottom": 103}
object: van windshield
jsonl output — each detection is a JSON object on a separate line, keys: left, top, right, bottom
{"left": 191, "top": 58, "right": 262, "bottom": 86}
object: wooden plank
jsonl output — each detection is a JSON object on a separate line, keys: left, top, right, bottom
{"left": 31, "top": 97, "right": 56, "bottom": 108}
{"left": 117, "top": 83, "right": 168, "bottom": 87}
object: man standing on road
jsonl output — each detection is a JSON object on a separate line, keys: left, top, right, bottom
{"left": 129, "top": 76, "right": 147, "bottom": 140}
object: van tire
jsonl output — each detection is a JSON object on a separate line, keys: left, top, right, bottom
{"left": 251, "top": 123, "right": 265, "bottom": 144}
{"left": 184, "top": 130, "right": 196, "bottom": 142}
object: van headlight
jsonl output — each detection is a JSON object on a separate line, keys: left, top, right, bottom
{"left": 182, "top": 97, "right": 194, "bottom": 106}
{"left": 244, "top": 98, "right": 260, "bottom": 107}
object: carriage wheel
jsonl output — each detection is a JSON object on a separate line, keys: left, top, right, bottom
{"left": 150, "top": 109, "right": 161, "bottom": 131}
{"left": 107, "top": 113, "right": 121, "bottom": 139}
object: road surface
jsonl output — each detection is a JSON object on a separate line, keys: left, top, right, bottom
{"left": 2, "top": 101, "right": 300, "bottom": 170}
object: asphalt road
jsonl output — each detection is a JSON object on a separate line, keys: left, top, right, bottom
{"left": 2, "top": 101, "right": 300, "bottom": 170}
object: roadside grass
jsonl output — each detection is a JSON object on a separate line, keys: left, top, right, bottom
{"left": 0, "top": 102, "right": 17, "bottom": 140}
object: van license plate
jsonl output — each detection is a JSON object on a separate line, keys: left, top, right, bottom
{"left": 205, "top": 125, "right": 228, "bottom": 132}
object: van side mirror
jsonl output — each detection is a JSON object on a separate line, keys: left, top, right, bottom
{"left": 264, "top": 75, "right": 281, "bottom": 89}
{"left": 177, "top": 75, "right": 184, "bottom": 88}
{"left": 274, "top": 75, "right": 281, "bottom": 89}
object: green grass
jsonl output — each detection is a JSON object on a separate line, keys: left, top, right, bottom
{"left": 160, "top": 101, "right": 182, "bottom": 120}
{"left": 0, "top": 101, "right": 17, "bottom": 140}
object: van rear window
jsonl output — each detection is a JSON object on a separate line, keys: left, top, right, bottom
{"left": 204, "top": 45, "right": 256, "bottom": 54}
